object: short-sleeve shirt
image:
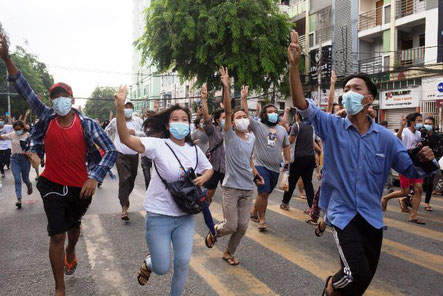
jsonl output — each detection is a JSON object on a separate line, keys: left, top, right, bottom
{"left": 141, "top": 138, "right": 213, "bottom": 216}
{"left": 191, "top": 129, "right": 209, "bottom": 153}
{"left": 401, "top": 128, "right": 421, "bottom": 149}
{"left": 203, "top": 120, "right": 225, "bottom": 173}
{"left": 222, "top": 129, "right": 255, "bottom": 191}
{"left": 2, "top": 132, "right": 29, "bottom": 154}
{"left": 249, "top": 119, "right": 289, "bottom": 173}
{"left": 290, "top": 121, "right": 314, "bottom": 158}
{"left": 0, "top": 125, "right": 13, "bottom": 150}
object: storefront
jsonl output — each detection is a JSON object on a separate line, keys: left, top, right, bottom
{"left": 380, "top": 87, "right": 421, "bottom": 130}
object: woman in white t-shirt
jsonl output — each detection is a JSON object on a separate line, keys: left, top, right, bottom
{"left": 114, "top": 86, "right": 213, "bottom": 296}
{"left": 0, "top": 120, "right": 32, "bottom": 209}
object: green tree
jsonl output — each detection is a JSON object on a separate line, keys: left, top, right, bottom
{"left": 84, "top": 86, "right": 116, "bottom": 121}
{"left": 136, "top": 0, "right": 291, "bottom": 94}
{"left": 0, "top": 46, "right": 54, "bottom": 121}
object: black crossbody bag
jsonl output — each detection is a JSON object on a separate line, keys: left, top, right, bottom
{"left": 153, "top": 142, "right": 207, "bottom": 214}
{"left": 205, "top": 139, "right": 223, "bottom": 161}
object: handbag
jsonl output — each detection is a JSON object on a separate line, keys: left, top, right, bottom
{"left": 154, "top": 142, "right": 207, "bottom": 214}
{"left": 205, "top": 139, "right": 223, "bottom": 161}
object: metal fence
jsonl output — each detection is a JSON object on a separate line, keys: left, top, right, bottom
{"left": 395, "top": 47, "right": 425, "bottom": 66}
{"left": 358, "top": 7, "right": 383, "bottom": 31}
{"left": 396, "top": 0, "right": 426, "bottom": 19}
{"left": 358, "top": 56, "right": 383, "bottom": 75}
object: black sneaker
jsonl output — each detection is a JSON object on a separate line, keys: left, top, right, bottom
{"left": 15, "top": 201, "right": 22, "bottom": 209}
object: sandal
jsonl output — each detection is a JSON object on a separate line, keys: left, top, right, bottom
{"left": 137, "top": 254, "right": 152, "bottom": 286}
{"left": 408, "top": 218, "right": 425, "bottom": 225}
{"left": 424, "top": 206, "right": 432, "bottom": 212}
{"left": 64, "top": 252, "right": 78, "bottom": 275}
{"left": 280, "top": 203, "right": 290, "bottom": 210}
{"left": 258, "top": 222, "right": 267, "bottom": 232}
{"left": 322, "top": 276, "right": 333, "bottom": 296}
{"left": 315, "top": 222, "right": 327, "bottom": 237}
{"left": 222, "top": 253, "right": 240, "bottom": 266}
{"left": 305, "top": 219, "right": 318, "bottom": 225}
{"left": 303, "top": 208, "right": 310, "bottom": 215}
{"left": 204, "top": 231, "right": 217, "bottom": 248}
{"left": 250, "top": 214, "right": 259, "bottom": 223}
{"left": 121, "top": 207, "right": 129, "bottom": 220}
{"left": 398, "top": 199, "right": 410, "bottom": 213}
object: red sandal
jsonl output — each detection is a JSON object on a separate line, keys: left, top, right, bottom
{"left": 64, "top": 254, "right": 78, "bottom": 275}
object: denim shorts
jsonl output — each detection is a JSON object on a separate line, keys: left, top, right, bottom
{"left": 256, "top": 166, "right": 280, "bottom": 194}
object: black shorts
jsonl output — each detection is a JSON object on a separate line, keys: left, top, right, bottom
{"left": 37, "top": 176, "right": 92, "bottom": 237}
{"left": 204, "top": 170, "right": 225, "bottom": 190}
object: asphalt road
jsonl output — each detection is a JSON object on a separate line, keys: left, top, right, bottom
{"left": 0, "top": 165, "right": 442, "bottom": 296}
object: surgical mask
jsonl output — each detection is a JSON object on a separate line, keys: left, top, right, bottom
{"left": 221, "top": 119, "right": 225, "bottom": 128}
{"left": 342, "top": 91, "right": 367, "bottom": 116}
{"left": 415, "top": 123, "right": 423, "bottom": 130}
{"left": 124, "top": 108, "right": 133, "bottom": 118}
{"left": 424, "top": 124, "right": 433, "bottom": 131}
{"left": 169, "top": 122, "right": 190, "bottom": 140}
{"left": 15, "top": 130, "right": 23, "bottom": 136}
{"left": 52, "top": 97, "right": 72, "bottom": 116}
{"left": 0, "top": 121, "right": 4, "bottom": 126}
{"left": 234, "top": 118, "right": 250, "bottom": 132}
{"left": 267, "top": 113, "right": 278, "bottom": 123}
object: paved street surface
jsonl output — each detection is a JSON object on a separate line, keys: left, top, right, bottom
{"left": 0, "top": 166, "right": 442, "bottom": 296}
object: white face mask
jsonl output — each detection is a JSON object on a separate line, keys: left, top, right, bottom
{"left": 52, "top": 97, "right": 72, "bottom": 116}
{"left": 234, "top": 118, "right": 250, "bottom": 132}
{"left": 124, "top": 108, "right": 133, "bottom": 118}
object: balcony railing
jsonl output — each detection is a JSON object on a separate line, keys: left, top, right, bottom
{"left": 358, "top": 56, "right": 383, "bottom": 75}
{"left": 299, "top": 34, "right": 306, "bottom": 48}
{"left": 396, "top": 0, "right": 426, "bottom": 19}
{"left": 359, "top": 7, "right": 383, "bottom": 31}
{"left": 278, "top": 0, "right": 306, "bottom": 18}
{"left": 395, "top": 46, "right": 425, "bottom": 66}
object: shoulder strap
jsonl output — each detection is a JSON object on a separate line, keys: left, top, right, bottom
{"left": 165, "top": 141, "right": 199, "bottom": 171}
{"left": 209, "top": 139, "right": 223, "bottom": 153}
{"left": 153, "top": 161, "right": 168, "bottom": 188}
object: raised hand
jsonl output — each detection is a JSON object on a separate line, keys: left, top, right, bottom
{"left": 400, "top": 114, "right": 407, "bottom": 128}
{"left": 219, "top": 67, "right": 231, "bottom": 88}
{"left": 241, "top": 85, "right": 249, "bottom": 100}
{"left": 330, "top": 70, "right": 337, "bottom": 85}
{"left": 288, "top": 30, "right": 302, "bottom": 67}
{"left": 114, "top": 85, "right": 127, "bottom": 109}
{"left": 201, "top": 84, "right": 208, "bottom": 101}
{"left": 0, "top": 33, "right": 9, "bottom": 61}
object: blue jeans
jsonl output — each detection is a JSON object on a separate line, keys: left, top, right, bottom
{"left": 11, "top": 154, "right": 31, "bottom": 200}
{"left": 145, "top": 212, "right": 195, "bottom": 296}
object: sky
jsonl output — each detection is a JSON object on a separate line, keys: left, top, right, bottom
{"left": 0, "top": 0, "right": 134, "bottom": 107}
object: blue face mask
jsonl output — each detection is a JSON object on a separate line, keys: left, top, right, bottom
{"left": 342, "top": 91, "right": 368, "bottom": 116}
{"left": 52, "top": 97, "right": 72, "bottom": 116}
{"left": 415, "top": 123, "right": 423, "bottom": 130}
{"left": 221, "top": 119, "right": 225, "bottom": 128}
{"left": 0, "top": 121, "right": 4, "bottom": 126}
{"left": 267, "top": 113, "right": 278, "bottom": 123}
{"left": 15, "top": 130, "right": 23, "bottom": 136}
{"left": 169, "top": 122, "right": 190, "bottom": 140}
{"left": 424, "top": 124, "right": 433, "bottom": 131}
{"left": 124, "top": 108, "right": 133, "bottom": 118}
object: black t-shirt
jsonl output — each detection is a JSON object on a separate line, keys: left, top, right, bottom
{"left": 290, "top": 121, "right": 314, "bottom": 158}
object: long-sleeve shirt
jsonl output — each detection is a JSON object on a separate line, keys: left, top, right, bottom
{"left": 105, "top": 117, "right": 145, "bottom": 155}
{"left": 299, "top": 100, "right": 433, "bottom": 230}
{"left": 8, "top": 71, "right": 117, "bottom": 183}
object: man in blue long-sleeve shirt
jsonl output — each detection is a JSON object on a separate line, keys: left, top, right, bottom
{"left": 287, "top": 31, "right": 437, "bottom": 296}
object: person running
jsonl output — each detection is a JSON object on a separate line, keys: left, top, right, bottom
{"left": 105, "top": 100, "right": 145, "bottom": 220}
{"left": 140, "top": 110, "right": 156, "bottom": 190}
{"left": 280, "top": 111, "right": 315, "bottom": 214}
{"left": 421, "top": 116, "right": 441, "bottom": 212}
{"left": 287, "top": 30, "right": 437, "bottom": 296}
{"left": 201, "top": 84, "right": 226, "bottom": 203}
{"left": 0, "top": 120, "right": 32, "bottom": 208}
{"left": 206, "top": 68, "right": 264, "bottom": 266}
{"left": 242, "top": 92, "right": 290, "bottom": 231}
{"left": 191, "top": 115, "right": 209, "bottom": 153}
{"left": 381, "top": 113, "right": 426, "bottom": 224}
{"left": 113, "top": 86, "right": 213, "bottom": 296}
{"left": 0, "top": 115, "right": 13, "bottom": 177}
{"left": 1, "top": 33, "right": 117, "bottom": 296}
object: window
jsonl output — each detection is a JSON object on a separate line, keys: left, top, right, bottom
{"left": 309, "top": 32, "right": 315, "bottom": 47}
{"left": 419, "top": 34, "right": 425, "bottom": 47}
{"left": 279, "top": 102, "right": 285, "bottom": 110}
{"left": 384, "top": 5, "right": 391, "bottom": 24}
{"left": 383, "top": 55, "right": 390, "bottom": 72}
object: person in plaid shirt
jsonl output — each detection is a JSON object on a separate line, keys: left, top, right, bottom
{"left": 0, "top": 33, "right": 117, "bottom": 296}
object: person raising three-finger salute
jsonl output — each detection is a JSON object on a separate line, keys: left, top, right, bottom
{"left": 288, "top": 29, "right": 438, "bottom": 296}
{"left": 0, "top": 31, "right": 117, "bottom": 296}
{"left": 207, "top": 68, "right": 263, "bottom": 266}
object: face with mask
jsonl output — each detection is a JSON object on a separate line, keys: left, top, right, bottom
{"left": 342, "top": 78, "right": 374, "bottom": 116}
{"left": 233, "top": 110, "right": 249, "bottom": 132}
{"left": 15, "top": 129, "right": 23, "bottom": 136}
{"left": 124, "top": 103, "right": 134, "bottom": 119}
{"left": 424, "top": 119, "right": 434, "bottom": 133}
{"left": 52, "top": 97, "right": 73, "bottom": 116}
{"left": 262, "top": 105, "right": 279, "bottom": 125}
{"left": 217, "top": 112, "right": 226, "bottom": 128}
{"left": 411, "top": 116, "right": 423, "bottom": 131}
{"left": 168, "top": 109, "right": 190, "bottom": 140}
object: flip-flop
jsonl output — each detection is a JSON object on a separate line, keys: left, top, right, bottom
{"left": 204, "top": 231, "right": 217, "bottom": 248}
{"left": 408, "top": 218, "right": 426, "bottom": 225}
{"left": 315, "top": 222, "right": 327, "bottom": 237}
{"left": 250, "top": 214, "right": 259, "bottom": 223}
{"left": 305, "top": 219, "right": 318, "bottom": 225}
{"left": 322, "top": 276, "right": 333, "bottom": 296}
{"left": 258, "top": 222, "right": 267, "bottom": 232}
{"left": 424, "top": 206, "right": 433, "bottom": 212}
{"left": 137, "top": 254, "right": 151, "bottom": 286}
{"left": 222, "top": 255, "right": 240, "bottom": 266}
{"left": 64, "top": 253, "right": 78, "bottom": 275}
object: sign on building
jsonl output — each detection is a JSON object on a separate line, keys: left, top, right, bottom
{"left": 309, "top": 45, "right": 332, "bottom": 85}
{"left": 422, "top": 76, "right": 443, "bottom": 101}
{"left": 380, "top": 87, "right": 421, "bottom": 109}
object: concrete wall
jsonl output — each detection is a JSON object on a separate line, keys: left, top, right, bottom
{"left": 310, "top": 0, "right": 332, "bottom": 14}
{"left": 333, "top": 0, "right": 355, "bottom": 77}
{"left": 425, "top": 7, "right": 439, "bottom": 64}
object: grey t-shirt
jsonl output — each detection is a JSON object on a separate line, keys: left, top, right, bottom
{"left": 290, "top": 121, "right": 314, "bottom": 158}
{"left": 222, "top": 129, "right": 255, "bottom": 191}
{"left": 249, "top": 119, "right": 289, "bottom": 173}
{"left": 203, "top": 119, "right": 225, "bottom": 174}
{"left": 191, "top": 129, "right": 209, "bottom": 153}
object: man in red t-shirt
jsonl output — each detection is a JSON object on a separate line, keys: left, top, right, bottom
{"left": 1, "top": 33, "right": 117, "bottom": 296}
